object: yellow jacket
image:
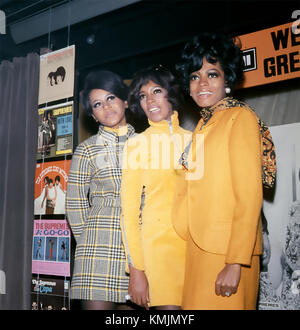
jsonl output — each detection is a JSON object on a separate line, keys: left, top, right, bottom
{"left": 173, "top": 106, "right": 263, "bottom": 266}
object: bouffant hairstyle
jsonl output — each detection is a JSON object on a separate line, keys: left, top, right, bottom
{"left": 128, "top": 65, "right": 184, "bottom": 123}
{"left": 81, "top": 70, "right": 129, "bottom": 116}
{"left": 176, "top": 33, "right": 244, "bottom": 93}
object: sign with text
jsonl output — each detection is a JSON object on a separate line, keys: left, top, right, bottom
{"left": 32, "top": 219, "right": 71, "bottom": 277}
{"left": 31, "top": 275, "right": 70, "bottom": 310}
{"left": 37, "top": 101, "right": 73, "bottom": 160}
{"left": 238, "top": 21, "right": 300, "bottom": 88}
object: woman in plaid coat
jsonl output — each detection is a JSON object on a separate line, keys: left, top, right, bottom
{"left": 66, "top": 70, "right": 135, "bottom": 310}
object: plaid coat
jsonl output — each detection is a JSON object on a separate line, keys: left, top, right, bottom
{"left": 66, "top": 124, "right": 135, "bottom": 302}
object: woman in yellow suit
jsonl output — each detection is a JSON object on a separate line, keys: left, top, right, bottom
{"left": 175, "top": 33, "right": 276, "bottom": 310}
{"left": 121, "top": 65, "right": 191, "bottom": 309}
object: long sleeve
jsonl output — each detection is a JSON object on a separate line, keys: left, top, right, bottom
{"left": 225, "top": 109, "right": 263, "bottom": 265}
{"left": 66, "top": 143, "right": 91, "bottom": 242}
{"left": 120, "top": 139, "right": 145, "bottom": 272}
{"left": 172, "top": 168, "right": 189, "bottom": 240}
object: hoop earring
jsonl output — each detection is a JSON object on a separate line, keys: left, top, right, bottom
{"left": 225, "top": 87, "right": 231, "bottom": 94}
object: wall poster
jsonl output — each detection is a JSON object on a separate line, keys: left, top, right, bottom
{"left": 32, "top": 219, "right": 71, "bottom": 277}
{"left": 34, "top": 159, "right": 71, "bottom": 216}
{"left": 38, "top": 45, "right": 75, "bottom": 105}
{"left": 31, "top": 275, "right": 70, "bottom": 310}
{"left": 258, "top": 122, "right": 300, "bottom": 310}
{"left": 37, "top": 101, "right": 73, "bottom": 160}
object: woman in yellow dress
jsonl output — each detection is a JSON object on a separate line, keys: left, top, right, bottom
{"left": 175, "top": 33, "right": 276, "bottom": 310}
{"left": 121, "top": 65, "right": 191, "bottom": 309}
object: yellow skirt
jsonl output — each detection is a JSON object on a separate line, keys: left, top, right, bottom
{"left": 182, "top": 233, "right": 260, "bottom": 310}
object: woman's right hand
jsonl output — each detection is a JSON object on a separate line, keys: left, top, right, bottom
{"left": 128, "top": 264, "right": 150, "bottom": 309}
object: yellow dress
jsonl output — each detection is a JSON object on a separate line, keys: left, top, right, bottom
{"left": 173, "top": 101, "right": 263, "bottom": 310}
{"left": 121, "top": 112, "right": 191, "bottom": 306}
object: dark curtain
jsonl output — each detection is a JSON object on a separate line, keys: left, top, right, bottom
{"left": 0, "top": 53, "right": 40, "bottom": 309}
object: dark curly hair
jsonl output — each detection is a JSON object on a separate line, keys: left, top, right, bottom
{"left": 128, "top": 64, "right": 184, "bottom": 123}
{"left": 176, "top": 33, "right": 244, "bottom": 93}
{"left": 81, "top": 70, "right": 129, "bottom": 116}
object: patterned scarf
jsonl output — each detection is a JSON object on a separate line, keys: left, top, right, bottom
{"left": 197, "top": 97, "right": 276, "bottom": 189}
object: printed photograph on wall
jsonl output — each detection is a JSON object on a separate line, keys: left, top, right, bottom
{"left": 38, "top": 45, "right": 75, "bottom": 105}
{"left": 37, "top": 101, "right": 73, "bottom": 160}
{"left": 34, "top": 159, "right": 71, "bottom": 216}
{"left": 258, "top": 122, "right": 300, "bottom": 310}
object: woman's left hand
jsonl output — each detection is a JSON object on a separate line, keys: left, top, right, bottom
{"left": 215, "top": 263, "right": 241, "bottom": 297}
